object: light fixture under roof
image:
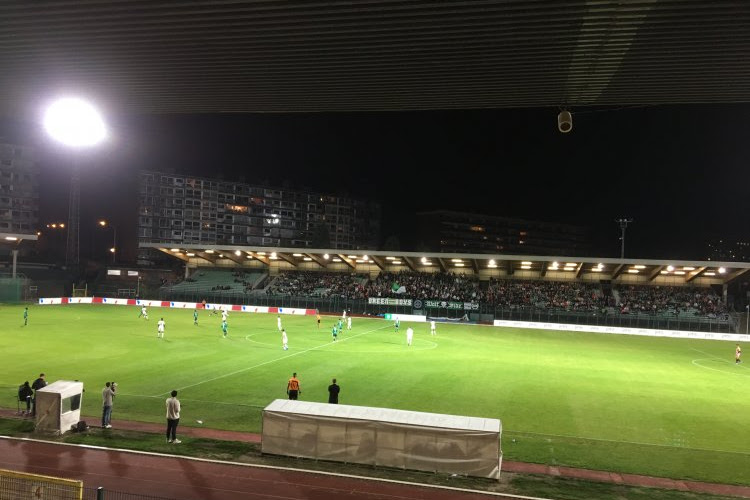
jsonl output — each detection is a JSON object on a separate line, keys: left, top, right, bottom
{"left": 187, "top": 252, "right": 195, "bottom": 257}
{"left": 205, "top": 249, "right": 214, "bottom": 254}
{"left": 673, "top": 270, "right": 686, "bottom": 275}
{"left": 392, "top": 261, "right": 402, "bottom": 265}
{"left": 257, "top": 252, "right": 266, "bottom": 256}
{"left": 667, "top": 265, "right": 674, "bottom": 272}
{"left": 270, "top": 252, "right": 277, "bottom": 258}
{"left": 704, "top": 271, "right": 716, "bottom": 276}
{"left": 633, "top": 265, "right": 646, "bottom": 269}
{"left": 520, "top": 265, "right": 531, "bottom": 269}
{"left": 455, "top": 263, "right": 465, "bottom": 267}
{"left": 683, "top": 266, "right": 695, "bottom": 271}
{"left": 170, "top": 248, "right": 180, "bottom": 252}
{"left": 235, "top": 250, "right": 241, "bottom": 256}
{"left": 566, "top": 262, "right": 577, "bottom": 267}
{"left": 521, "top": 261, "right": 532, "bottom": 265}
{"left": 246, "top": 255, "right": 253, "bottom": 259}
{"left": 323, "top": 254, "right": 330, "bottom": 260}
{"left": 332, "top": 257, "right": 341, "bottom": 262}
{"left": 348, "top": 255, "right": 357, "bottom": 259}
{"left": 489, "top": 259, "right": 496, "bottom": 265}
{"left": 303, "top": 257, "right": 312, "bottom": 261}
{"left": 718, "top": 267, "right": 726, "bottom": 274}
{"left": 452, "top": 258, "right": 463, "bottom": 263}
{"left": 386, "top": 256, "right": 395, "bottom": 260}
{"left": 627, "top": 269, "right": 640, "bottom": 274}
{"left": 420, "top": 257, "right": 427, "bottom": 264}
{"left": 292, "top": 253, "right": 303, "bottom": 257}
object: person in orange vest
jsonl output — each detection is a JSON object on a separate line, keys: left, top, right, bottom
{"left": 287, "top": 372, "right": 301, "bottom": 400}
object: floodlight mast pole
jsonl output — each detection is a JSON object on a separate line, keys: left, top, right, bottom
{"left": 616, "top": 218, "right": 633, "bottom": 259}
{"left": 66, "top": 162, "right": 80, "bottom": 266}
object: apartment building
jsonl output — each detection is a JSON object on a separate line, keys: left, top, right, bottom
{"left": 138, "top": 171, "right": 380, "bottom": 257}
{"left": 0, "top": 141, "right": 39, "bottom": 237}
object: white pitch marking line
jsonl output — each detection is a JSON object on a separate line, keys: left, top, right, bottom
{"left": 157, "top": 323, "right": 391, "bottom": 395}
{"left": 690, "top": 347, "right": 748, "bottom": 370}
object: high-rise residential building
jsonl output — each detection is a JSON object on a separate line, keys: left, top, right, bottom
{"left": 0, "top": 141, "right": 39, "bottom": 237}
{"left": 706, "top": 237, "right": 750, "bottom": 262}
{"left": 416, "top": 210, "right": 592, "bottom": 256}
{"left": 138, "top": 171, "right": 380, "bottom": 260}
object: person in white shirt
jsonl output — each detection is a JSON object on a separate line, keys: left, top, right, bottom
{"left": 282, "top": 329, "right": 289, "bottom": 350}
{"left": 430, "top": 320, "right": 436, "bottom": 336}
{"left": 165, "top": 390, "right": 181, "bottom": 443}
{"left": 277, "top": 314, "right": 282, "bottom": 331}
{"left": 406, "top": 327, "right": 414, "bottom": 346}
{"left": 347, "top": 316, "right": 352, "bottom": 330}
{"left": 157, "top": 318, "right": 165, "bottom": 338}
{"left": 221, "top": 309, "right": 228, "bottom": 322}
{"left": 139, "top": 305, "right": 148, "bottom": 320}
{"left": 342, "top": 310, "right": 347, "bottom": 320}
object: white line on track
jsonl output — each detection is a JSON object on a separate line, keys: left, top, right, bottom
{"left": 157, "top": 323, "right": 392, "bottom": 396}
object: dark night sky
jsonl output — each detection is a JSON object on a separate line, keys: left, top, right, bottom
{"left": 4, "top": 104, "right": 750, "bottom": 261}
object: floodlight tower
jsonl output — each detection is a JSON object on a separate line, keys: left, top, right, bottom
{"left": 43, "top": 97, "right": 107, "bottom": 266}
{"left": 616, "top": 218, "right": 633, "bottom": 259}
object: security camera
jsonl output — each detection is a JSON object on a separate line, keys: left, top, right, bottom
{"left": 557, "top": 110, "right": 573, "bottom": 133}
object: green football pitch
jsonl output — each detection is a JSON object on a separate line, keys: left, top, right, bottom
{"left": 1, "top": 303, "right": 749, "bottom": 485}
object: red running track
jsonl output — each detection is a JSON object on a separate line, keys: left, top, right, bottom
{"left": 0, "top": 437, "right": 524, "bottom": 500}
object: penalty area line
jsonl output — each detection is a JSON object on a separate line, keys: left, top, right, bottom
{"left": 156, "top": 323, "right": 391, "bottom": 396}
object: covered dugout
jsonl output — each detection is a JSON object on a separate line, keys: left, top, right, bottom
{"left": 262, "top": 399, "right": 501, "bottom": 479}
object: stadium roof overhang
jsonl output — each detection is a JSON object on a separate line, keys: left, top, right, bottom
{"left": 140, "top": 243, "right": 750, "bottom": 286}
{"left": 3, "top": 2, "right": 750, "bottom": 115}
{"left": 0, "top": 232, "right": 38, "bottom": 244}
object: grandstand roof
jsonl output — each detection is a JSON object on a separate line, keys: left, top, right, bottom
{"left": 141, "top": 243, "right": 750, "bottom": 285}
{"left": 3, "top": 2, "right": 750, "bottom": 114}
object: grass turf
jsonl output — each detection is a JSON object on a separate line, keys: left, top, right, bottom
{"left": 1, "top": 303, "right": 749, "bottom": 485}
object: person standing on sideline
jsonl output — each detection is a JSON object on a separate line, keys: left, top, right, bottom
{"left": 193, "top": 309, "right": 198, "bottom": 326}
{"left": 101, "top": 382, "right": 115, "bottom": 428}
{"left": 430, "top": 320, "right": 436, "bottom": 336}
{"left": 165, "top": 390, "right": 181, "bottom": 443}
{"left": 31, "top": 373, "right": 46, "bottom": 416}
{"left": 328, "top": 378, "right": 340, "bottom": 404}
{"left": 23, "top": 307, "right": 28, "bottom": 326}
{"left": 406, "top": 327, "right": 414, "bottom": 346}
{"left": 287, "top": 373, "right": 301, "bottom": 400}
{"left": 347, "top": 316, "right": 352, "bottom": 331}
{"left": 737, "top": 344, "right": 742, "bottom": 364}
{"left": 277, "top": 314, "right": 282, "bottom": 331}
{"left": 282, "top": 329, "right": 288, "bottom": 350}
{"left": 316, "top": 312, "right": 321, "bottom": 329}
{"left": 221, "top": 319, "right": 228, "bottom": 338}
{"left": 157, "top": 318, "right": 165, "bottom": 338}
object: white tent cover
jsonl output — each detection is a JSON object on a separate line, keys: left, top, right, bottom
{"left": 262, "top": 399, "right": 502, "bottom": 479}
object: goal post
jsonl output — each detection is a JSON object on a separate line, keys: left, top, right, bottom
{"left": 0, "top": 468, "right": 82, "bottom": 500}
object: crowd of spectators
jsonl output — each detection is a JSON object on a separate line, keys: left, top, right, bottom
{"left": 616, "top": 285, "right": 726, "bottom": 317}
{"left": 365, "top": 271, "right": 482, "bottom": 302}
{"left": 266, "top": 272, "right": 367, "bottom": 299}
{"left": 484, "top": 279, "right": 608, "bottom": 311}
{"left": 171, "top": 267, "right": 728, "bottom": 319}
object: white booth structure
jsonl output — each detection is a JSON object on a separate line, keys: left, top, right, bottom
{"left": 262, "top": 400, "right": 502, "bottom": 479}
{"left": 35, "top": 380, "right": 84, "bottom": 434}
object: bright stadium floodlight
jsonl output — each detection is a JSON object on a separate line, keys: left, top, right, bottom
{"left": 44, "top": 97, "right": 107, "bottom": 148}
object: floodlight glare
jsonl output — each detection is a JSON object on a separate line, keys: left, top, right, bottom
{"left": 44, "top": 97, "right": 107, "bottom": 147}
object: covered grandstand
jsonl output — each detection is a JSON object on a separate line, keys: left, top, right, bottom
{"left": 143, "top": 243, "right": 750, "bottom": 334}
